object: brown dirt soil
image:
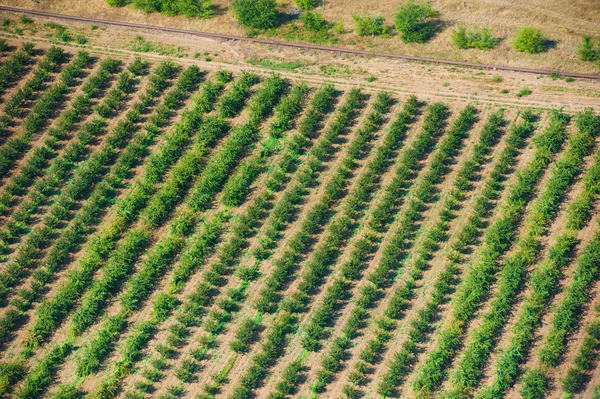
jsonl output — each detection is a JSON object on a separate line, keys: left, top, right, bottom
{"left": 3, "top": 0, "right": 600, "bottom": 75}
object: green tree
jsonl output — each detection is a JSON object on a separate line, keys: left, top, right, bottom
{"left": 394, "top": 1, "right": 437, "bottom": 43}
{"left": 232, "top": 0, "right": 279, "bottom": 29}
{"left": 513, "top": 26, "right": 547, "bottom": 53}
{"left": 520, "top": 369, "right": 548, "bottom": 399}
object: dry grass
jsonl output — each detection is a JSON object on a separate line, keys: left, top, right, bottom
{"left": 3, "top": 0, "right": 600, "bottom": 73}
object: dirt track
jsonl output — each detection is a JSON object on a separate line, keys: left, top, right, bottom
{"left": 2, "top": 5, "right": 600, "bottom": 81}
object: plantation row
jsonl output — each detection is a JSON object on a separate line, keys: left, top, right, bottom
{"left": 0, "top": 46, "right": 599, "bottom": 399}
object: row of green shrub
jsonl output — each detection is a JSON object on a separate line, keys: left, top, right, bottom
{"left": 0, "top": 61, "right": 173, "bottom": 350}
{"left": 0, "top": 50, "right": 93, "bottom": 177}
{"left": 300, "top": 96, "right": 420, "bottom": 352}
{"left": 373, "top": 109, "right": 511, "bottom": 397}
{"left": 251, "top": 85, "right": 343, "bottom": 261}
{"left": 562, "top": 311, "right": 600, "bottom": 394}
{"left": 334, "top": 105, "right": 478, "bottom": 398}
{"left": 254, "top": 90, "right": 385, "bottom": 314}
{"left": 1, "top": 46, "right": 67, "bottom": 136}
{"left": 25, "top": 63, "right": 195, "bottom": 347}
{"left": 412, "top": 110, "right": 570, "bottom": 395}
{"left": 0, "top": 42, "right": 35, "bottom": 95}
{"left": 120, "top": 85, "right": 339, "bottom": 397}
{"left": 77, "top": 75, "right": 288, "bottom": 396}
{"left": 450, "top": 108, "right": 597, "bottom": 396}
{"left": 0, "top": 57, "right": 121, "bottom": 302}
{"left": 220, "top": 84, "right": 309, "bottom": 207}
{"left": 0, "top": 57, "right": 122, "bottom": 259}
{"left": 307, "top": 102, "right": 451, "bottom": 394}
{"left": 485, "top": 115, "right": 600, "bottom": 399}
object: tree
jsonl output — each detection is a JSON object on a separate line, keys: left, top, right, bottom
{"left": 513, "top": 27, "right": 547, "bottom": 53}
{"left": 394, "top": 1, "right": 437, "bottom": 43}
{"left": 232, "top": 0, "right": 279, "bottom": 29}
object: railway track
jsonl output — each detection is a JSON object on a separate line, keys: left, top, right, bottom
{"left": 1, "top": 5, "right": 600, "bottom": 80}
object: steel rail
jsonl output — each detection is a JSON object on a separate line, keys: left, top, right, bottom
{"left": 1, "top": 5, "right": 600, "bottom": 80}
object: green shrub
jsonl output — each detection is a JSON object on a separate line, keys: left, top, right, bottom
{"left": 513, "top": 26, "right": 547, "bottom": 53}
{"left": 332, "top": 20, "right": 344, "bottom": 34}
{"left": 294, "top": 0, "right": 318, "bottom": 10}
{"left": 232, "top": 0, "right": 279, "bottom": 29}
{"left": 577, "top": 35, "right": 600, "bottom": 62}
{"left": 517, "top": 88, "right": 532, "bottom": 98}
{"left": 352, "top": 15, "right": 390, "bottom": 36}
{"left": 300, "top": 11, "right": 329, "bottom": 33}
{"left": 20, "top": 15, "right": 34, "bottom": 24}
{"left": 520, "top": 369, "right": 548, "bottom": 399}
{"left": 394, "top": 1, "right": 437, "bottom": 43}
{"left": 452, "top": 24, "right": 497, "bottom": 50}
{"left": 106, "top": 0, "right": 128, "bottom": 6}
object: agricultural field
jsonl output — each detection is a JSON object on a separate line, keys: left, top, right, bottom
{"left": 0, "top": 8, "right": 599, "bottom": 399}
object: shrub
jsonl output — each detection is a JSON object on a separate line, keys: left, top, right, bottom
{"left": 232, "top": 0, "right": 279, "bottom": 29}
{"left": 516, "top": 88, "right": 532, "bottom": 98}
{"left": 128, "top": 0, "right": 213, "bottom": 18}
{"left": 294, "top": 0, "right": 318, "bottom": 10}
{"left": 352, "top": 15, "right": 391, "bottom": 36}
{"left": 394, "top": 1, "right": 437, "bottom": 43}
{"left": 300, "top": 11, "right": 329, "bottom": 33}
{"left": 577, "top": 35, "right": 600, "bottom": 62}
{"left": 452, "top": 24, "right": 498, "bottom": 50}
{"left": 520, "top": 369, "right": 548, "bottom": 399}
{"left": 106, "top": 0, "right": 128, "bottom": 6}
{"left": 513, "top": 26, "right": 547, "bottom": 53}
{"left": 333, "top": 20, "right": 344, "bottom": 34}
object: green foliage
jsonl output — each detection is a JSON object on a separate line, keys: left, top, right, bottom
{"left": 19, "top": 15, "right": 34, "bottom": 24}
{"left": 520, "top": 369, "right": 548, "bottom": 399}
{"left": 513, "top": 26, "right": 547, "bottom": 53}
{"left": 352, "top": 15, "right": 390, "bottom": 36}
{"left": 230, "top": 317, "right": 261, "bottom": 352}
{"left": 294, "top": 0, "right": 318, "bottom": 10}
{"left": 517, "top": 88, "right": 532, "bottom": 98}
{"left": 106, "top": 0, "right": 128, "bottom": 6}
{"left": 394, "top": 1, "right": 437, "bottom": 43}
{"left": 452, "top": 24, "right": 498, "bottom": 50}
{"left": 577, "top": 35, "right": 600, "bottom": 62}
{"left": 121, "top": 0, "right": 213, "bottom": 18}
{"left": 232, "top": 0, "right": 279, "bottom": 29}
{"left": 300, "top": 11, "right": 329, "bottom": 33}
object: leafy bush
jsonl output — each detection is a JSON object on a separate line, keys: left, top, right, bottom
{"left": 232, "top": 0, "right": 279, "bottom": 29}
{"left": 513, "top": 27, "right": 547, "bottom": 53}
{"left": 294, "top": 0, "right": 318, "bottom": 9}
{"left": 124, "top": 0, "right": 213, "bottom": 18}
{"left": 577, "top": 35, "right": 600, "bottom": 62}
{"left": 352, "top": 15, "right": 391, "bottom": 36}
{"left": 300, "top": 11, "right": 329, "bottom": 33}
{"left": 520, "top": 369, "right": 548, "bottom": 399}
{"left": 452, "top": 24, "right": 498, "bottom": 50}
{"left": 106, "top": 0, "right": 128, "bottom": 6}
{"left": 394, "top": 1, "right": 437, "bottom": 43}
